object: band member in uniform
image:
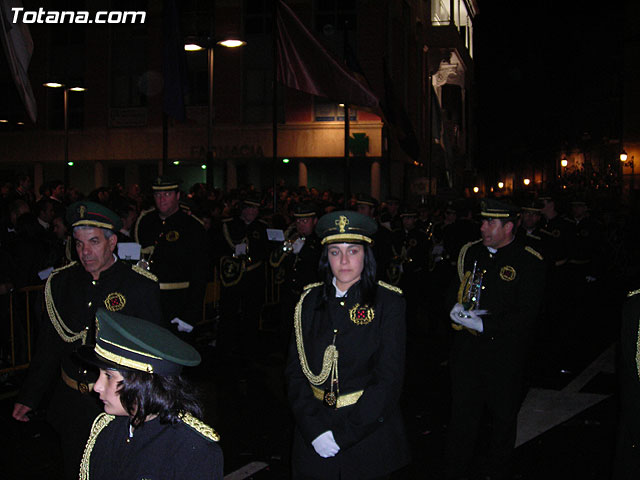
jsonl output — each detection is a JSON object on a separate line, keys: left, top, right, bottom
{"left": 12, "top": 201, "right": 162, "bottom": 480}
{"left": 613, "top": 287, "right": 640, "bottom": 479}
{"left": 134, "top": 177, "right": 208, "bottom": 333}
{"left": 445, "top": 198, "right": 546, "bottom": 480}
{"left": 388, "top": 206, "right": 430, "bottom": 332}
{"left": 355, "top": 193, "right": 392, "bottom": 282}
{"left": 270, "top": 202, "right": 322, "bottom": 352}
{"left": 76, "top": 309, "right": 223, "bottom": 480}
{"left": 215, "top": 193, "right": 268, "bottom": 358}
{"left": 286, "top": 210, "right": 410, "bottom": 479}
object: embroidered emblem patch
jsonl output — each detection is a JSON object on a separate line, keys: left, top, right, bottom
{"left": 78, "top": 205, "right": 87, "bottom": 218}
{"left": 166, "top": 230, "right": 180, "bottom": 242}
{"left": 349, "top": 303, "right": 375, "bottom": 325}
{"left": 499, "top": 265, "right": 516, "bottom": 282}
{"left": 552, "top": 229, "right": 560, "bottom": 238}
{"left": 104, "top": 292, "right": 126, "bottom": 311}
{"left": 252, "top": 230, "right": 261, "bottom": 240}
{"left": 408, "top": 238, "right": 418, "bottom": 248}
{"left": 336, "top": 215, "right": 349, "bottom": 233}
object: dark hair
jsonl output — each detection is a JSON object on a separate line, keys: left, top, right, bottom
{"left": 116, "top": 371, "right": 203, "bottom": 428}
{"left": 318, "top": 243, "right": 377, "bottom": 306}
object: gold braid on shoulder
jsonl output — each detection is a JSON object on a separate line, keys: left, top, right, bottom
{"left": 79, "top": 413, "right": 115, "bottom": 480}
{"left": 294, "top": 286, "right": 338, "bottom": 386}
{"left": 180, "top": 412, "right": 220, "bottom": 442}
{"left": 45, "top": 262, "right": 88, "bottom": 344}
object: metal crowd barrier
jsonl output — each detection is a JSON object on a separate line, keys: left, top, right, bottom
{"left": 1, "top": 285, "right": 44, "bottom": 375}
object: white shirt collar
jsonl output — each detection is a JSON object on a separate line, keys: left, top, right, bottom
{"left": 332, "top": 277, "right": 348, "bottom": 297}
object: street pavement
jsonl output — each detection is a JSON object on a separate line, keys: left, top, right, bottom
{"left": 0, "top": 302, "right": 623, "bottom": 480}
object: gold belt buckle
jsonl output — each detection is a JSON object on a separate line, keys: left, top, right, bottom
{"left": 78, "top": 382, "right": 90, "bottom": 394}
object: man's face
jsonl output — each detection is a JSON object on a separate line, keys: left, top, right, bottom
{"left": 356, "top": 204, "right": 374, "bottom": 218}
{"left": 52, "top": 184, "right": 65, "bottom": 199}
{"left": 240, "top": 205, "right": 259, "bottom": 224}
{"left": 52, "top": 217, "right": 67, "bottom": 240}
{"left": 480, "top": 218, "right": 513, "bottom": 249}
{"left": 74, "top": 228, "right": 117, "bottom": 279}
{"left": 41, "top": 203, "right": 55, "bottom": 223}
{"left": 153, "top": 190, "right": 180, "bottom": 218}
{"left": 295, "top": 216, "right": 317, "bottom": 237}
{"left": 387, "top": 202, "right": 399, "bottom": 216}
{"left": 402, "top": 216, "right": 416, "bottom": 230}
{"left": 522, "top": 211, "right": 540, "bottom": 230}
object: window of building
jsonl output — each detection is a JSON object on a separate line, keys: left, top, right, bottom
{"left": 314, "top": 98, "right": 357, "bottom": 122}
{"left": 109, "top": 0, "right": 149, "bottom": 108}
{"left": 431, "top": 0, "right": 451, "bottom": 25}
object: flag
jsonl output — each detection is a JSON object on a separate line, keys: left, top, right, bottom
{"left": 0, "top": 0, "right": 37, "bottom": 123}
{"left": 276, "top": 0, "right": 378, "bottom": 109}
{"left": 162, "top": 0, "right": 187, "bottom": 121}
{"left": 381, "top": 59, "right": 420, "bottom": 161}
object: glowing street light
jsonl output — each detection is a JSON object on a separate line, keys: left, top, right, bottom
{"left": 498, "top": 182, "right": 504, "bottom": 189}
{"left": 523, "top": 178, "right": 531, "bottom": 186}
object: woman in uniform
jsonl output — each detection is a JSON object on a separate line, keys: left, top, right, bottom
{"left": 285, "top": 210, "right": 410, "bottom": 479}
{"left": 76, "top": 308, "right": 223, "bottom": 480}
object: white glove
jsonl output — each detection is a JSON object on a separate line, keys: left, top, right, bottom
{"left": 449, "top": 303, "right": 486, "bottom": 333}
{"left": 171, "top": 317, "right": 194, "bottom": 333}
{"left": 311, "top": 430, "right": 340, "bottom": 458}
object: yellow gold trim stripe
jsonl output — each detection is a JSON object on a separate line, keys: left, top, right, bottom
{"left": 61, "top": 368, "right": 95, "bottom": 392}
{"left": 159, "top": 281, "right": 190, "bottom": 290}
{"left": 72, "top": 220, "right": 115, "bottom": 229}
{"left": 480, "top": 211, "right": 516, "bottom": 218}
{"left": 95, "top": 344, "right": 154, "bottom": 373}
{"left": 100, "top": 338, "right": 163, "bottom": 360}
{"left": 80, "top": 413, "right": 115, "bottom": 480}
{"left": 310, "top": 384, "right": 363, "bottom": 408}
{"left": 321, "top": 233, "right": 372, "bottom": 245}
{"left": 293, "top": 212, "right": 316, "bottom": 217}
{"left": 152, "top": 185, "right": 179, "bottom": 191}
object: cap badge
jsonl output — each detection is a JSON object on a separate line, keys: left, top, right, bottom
{"left": 79, "top": 205, "right": 87, "bottom": 218}
{"left": 349, "top": 303, "right": 375, "bottom": 325}
{"left": 104, "top": 292, "right": 126, "bottom": 311}
{"left": 499, "top": 265, "right": 516, "bottom": 282}
{"left": 336, "top": 215, "right": 349, "bottom": 233}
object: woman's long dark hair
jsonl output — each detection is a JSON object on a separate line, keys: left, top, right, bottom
{"left": 116, "top": 371, "right": 203, "bottom": 428}
{"left": 319, "top": 243, "right": 377, "bottom": 306}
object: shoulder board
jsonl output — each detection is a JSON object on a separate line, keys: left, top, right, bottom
{"left": 79, "top": 413, "right": 115, "bottom": 480}
{"left": 51, "top": 260, "right": 78, "bottom": 275}
{"left": 188, "top": 212, "right": 205, "bottom": 227}
{"left": 131, "top": 264, "right": 158, "bottom": 282}
{"left": 222, "top": 217, "right": 233, "bottom": 223}
{"left": 539, "top": 228, "right": 552, "bottom": 236}
{"left": 303, "top": 282, "right": 324, "bottom": 290}
{"left": 526, "top": 232, "right": 542, "bottom": 241}
{"left": 627, "top": 288, "right": 640, "bottom": 298}
{"left": 258, "top": 219, "right": 268, "bottom": 225}
{"left": 378, "top": 280, "right": 403, "bottom": 295}
{"left": 180, "top": 413, "right": 220, "bottom": 442}
{"left": 524, "top": 245, "right": 544, "bottom": 261}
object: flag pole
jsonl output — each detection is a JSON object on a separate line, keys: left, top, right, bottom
{"left": 272, "top": 0, "right": 279, "bottom": 214}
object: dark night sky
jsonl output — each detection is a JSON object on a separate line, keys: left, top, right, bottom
{"left": 473, "top": 1, "right": 625, "bottom": 171}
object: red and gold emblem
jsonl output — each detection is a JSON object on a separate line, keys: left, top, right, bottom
{"left": 104, "top": 292, "right": 126, "bottom": 311}
{"left": 349, "top": 303, "right": 375, "bottom": 325}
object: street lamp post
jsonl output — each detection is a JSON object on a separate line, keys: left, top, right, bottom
{"left": 43, "top": 82, "right": 86, "bottom": 187}
{"left": 184, "top": 37, "right": 246, "bottom": 188}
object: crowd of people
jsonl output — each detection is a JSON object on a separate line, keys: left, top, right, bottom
{"left": 1, "top": 173, "right": 640, "bottom": 479}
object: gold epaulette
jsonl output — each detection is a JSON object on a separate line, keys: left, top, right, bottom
{"left": 525, "top": 245, "right": 544, "bottom": 261}
{"left": 52, "top": 260, "right": 78, "bottom": 274}
{"left": 628, "top": 288, "right": 640, "bottom": 298}
{"left": 222, "top": 217, "right": 233, "bottom": 223}
{"left": 180, "top": 412, "right": 220, "bottom": 442}
{"left": 132, "top": 264, "right": 158, "bottom": 282}
{"left": 79, "top": 413, "right": 115, "bottom": 480}
{"left": 457, "top": 239, "right": 482, "bottom": 282}
{"left": 188, "top": 212, "right": 205, "bottom": 227}
{"left": 378, "top": 280, "right": 403, "bottom": 295}
{"left": 526, "top": 232, "right": 542, "bottom": 241}
{"left": 303, "top": 282, "right": 323, "bottom": 291}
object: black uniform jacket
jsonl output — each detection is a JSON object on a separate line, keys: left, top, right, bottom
{"left": 286, "top": 281, "right": 410, "bottom": 479}
{"left": 454, "top": 238, "right": 546, "bottom": 367}
{"left": 80, "top": 413, "right": 223, "bottom": 480}
{"left": 17, "top": 260, "right": 162, "bottom": 409}
{"left": 135, "top": 208, "right": 207, "bottom": 324}
{"left": 614, "top": 289, "right": 640, "bottom": 479}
